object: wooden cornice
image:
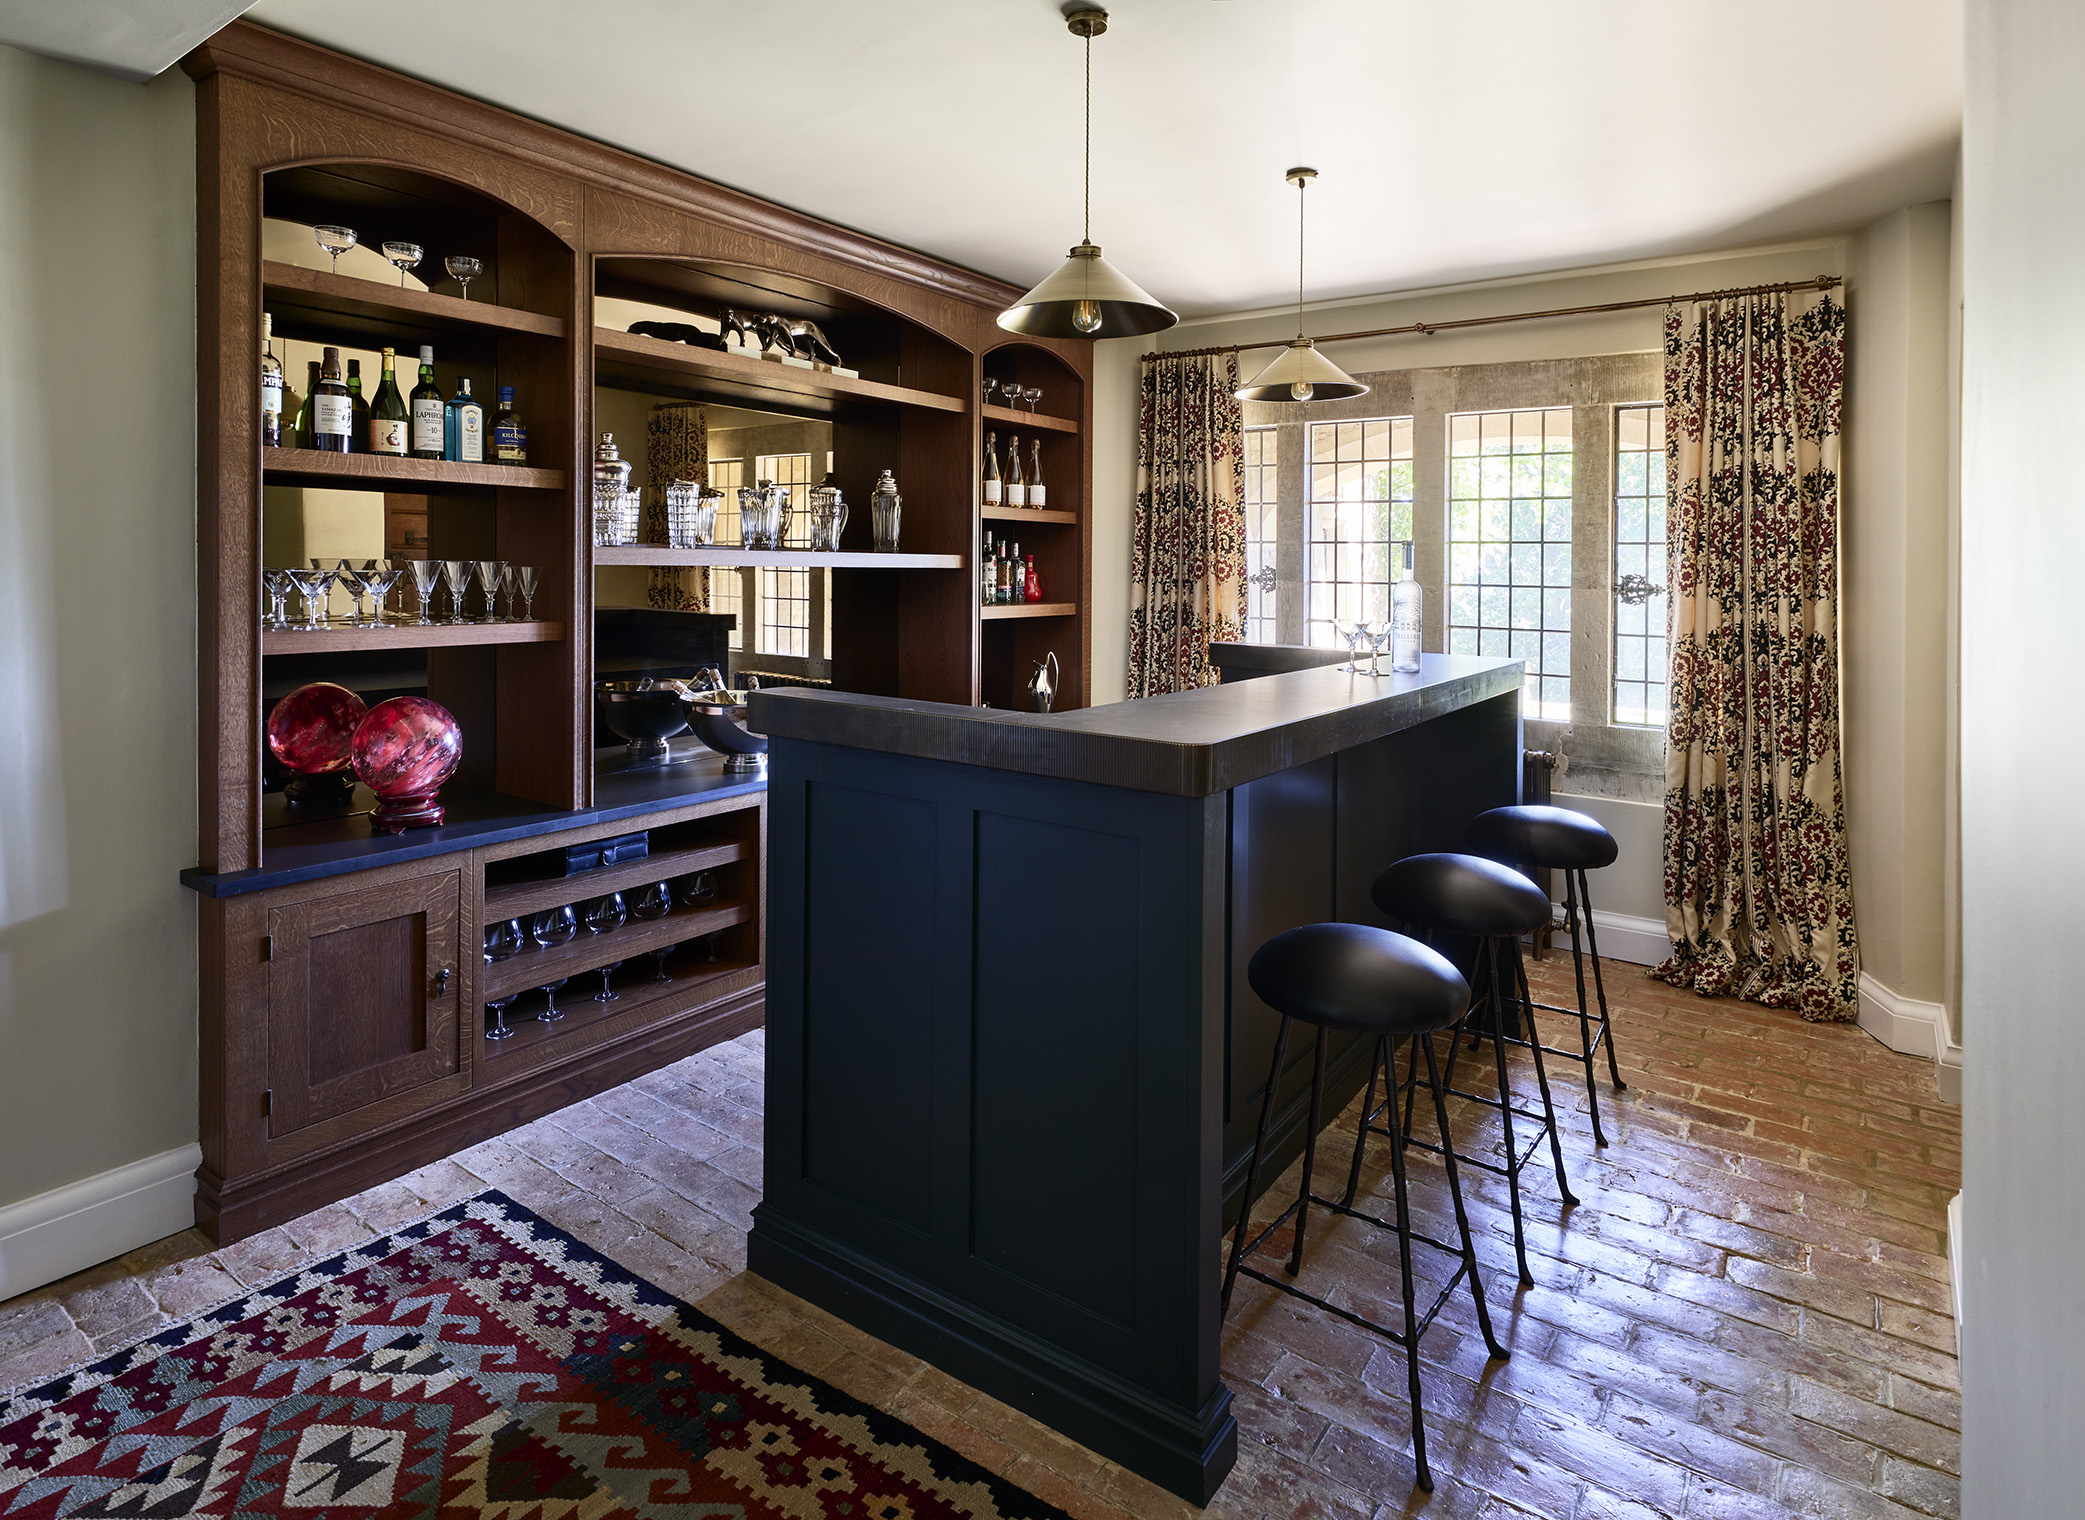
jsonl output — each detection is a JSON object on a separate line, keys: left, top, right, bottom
{"left": 182, "top": 20, "right": 1026, "bottom": 312}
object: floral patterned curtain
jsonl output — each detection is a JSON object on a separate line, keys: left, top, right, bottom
{"left": 1655, "top": 292, "right": 1859, "bottom": 1021}
{"left": 1129, "top": 353, "right": 1247, "bottom": 696}
{"left": 645, "top": 402, "right": 708, "bottom": 612}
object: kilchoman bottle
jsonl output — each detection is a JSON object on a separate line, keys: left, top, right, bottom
{"left": 1028, "top": 439, "right": 1045, "bottom": 508}
{"left": 295, "top": 359, "right": 321, "bottom": 447}
{"left": 491, "top": 386, "right": 527, "bottom": 464}
{"left": 409, "top": 345, "right": 444, "bottom": 459}
{"left": 1391, "top": 539, "right": 1423, "bottom": 673}
{"left": 1006, "top": 433, "right": 1026, "bottom": 508}
{"left": 345, "top": 359, "right": 370, "bottom": 451}
{"left": 311, "top": 347, "right": 353, "bottom": 453}
{"left": 259, "top": 313, "right": 283, "bottom": 448}
{"left": 369, "top": 347, "right": 408, "bottom": 455}
{"left": 982, "top": 432, "right": 1003, "bottom": 507}
{"left": 1024, "top": 553, "right": 1041, "bottom": 603}
{"left": 445, "top": 377, "right": 484, "bottom": 463}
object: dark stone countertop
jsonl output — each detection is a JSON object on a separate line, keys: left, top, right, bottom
{"left": 181, "top": 744, "right": 766, "bottom": 898}
{"left": 749, "top": 653, "right": 1524, "bottom": 797}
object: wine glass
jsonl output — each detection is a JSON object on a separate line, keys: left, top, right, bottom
{"left": 536, "top": 977, "right": 569, "bottom": 1023}
{"left": 261, "top": 568, "right": 293, "bottom": 630}
{"left": 675, "top": 872, "right": 717, "bottom": 908}
{"left": 445, "top": 254, "right": 483, "bottom": 301}
{"left": 381, "top": 241, "right": 423, "bottom": 287}
{"left": 703, "top": 932, "right": 722, "bottom": 964}
{"left": 532, "top": 905, "right": 578, "bottom": 949}
{"left": 1022, "top": 385, "right": 1043, "bottom": 413}
{"left": 484, "top": 918, "right": 523, "bottom": 963}
{"left": 647, "top": 945, "right": 674, "bottom": 983}
{"left": 440, "top": 560, "right": 473, "bottom": 625}
{"left": 593, "top": 961, "right": 624, "bottom": 1003}
{"left": 512, "top": 565, "right": 540, "bottom": 621}
{"left": 584, "top": 893, "right": 627, "bottom": 934}
{"left": 314, "top": 224, "right": 357, "bottom": 274}
{"left": 472, "top": 560, "right": 505, "bottom": 622}
{"left": 406, "top": 560, "right": 442, "bottom": 626}
{"left": 1332, "top": 618, "right": 1369, "bottom": 673}
{"left": 629, "top": 882, "right": 671, "bottom": 921}
{"left": 361, "top": 562, "right": 405, "bottom": 626}
{"left": 485, "top": 992, "right": 519, "bottom": 1040}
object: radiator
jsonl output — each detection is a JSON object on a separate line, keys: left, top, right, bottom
{"left": 1522, "top": 750, "right": 1558, "bottom": 957}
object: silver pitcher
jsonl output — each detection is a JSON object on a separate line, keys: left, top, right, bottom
{"left": 738, "top": 479, "right": 789, "bottom": 550}
{"left": 1026, "top": 651, "right": 1059, "bottom": 713}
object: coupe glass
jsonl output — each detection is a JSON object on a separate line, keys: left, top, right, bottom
{"left": 1332, "top": 618, "right": 1369, "bottom": 673}
{"left": 472, "top": 559, "right": 504, "bottom": 622}
{"left": 532, "top": 904, "right": 578, "bottom": 949}
{"left": 314, "top": 224, "right": 357, "bottom": 273}
{"left": 261, "top": 568, "right": 293, "bottom": 630}
{"left": 584, "top": 893, "right": 627, "bottom": 934}
{"left": 381, "top": 241, "right": 423, "bottom": 286}
{"left": 1021, "top": 385, "right": 1043, "bottom": 412}
{"left": 536, "top": 977, "right": 568, "bottom": 1023}
{"left": 983, "top": 378, "right": 1000, "bottom": 406}
{"left": 405, "top": 559, "right": 442, "bottom": 625}
{"left": 512, "top": 564, "right": 540, "bottom": 621}
{"left": 361, "top": 562, "right": 405, "bottom": 625}
{"left": 444, "top": 254, "right": 483, "bottom": 300}
{"left": 593, "top": 961, "right": 624, "bottom": 1003}
{"left": 630, "top": 882, "right": 671, "bottom": 922}
{"left": 483, "top": 918, "right": 523, "bottom": 962}
{"left": 440, "top": 560, "right": 473, "bottom": 625}
{"left": 485, "top": 992, "right": 519, "bottom": 1040}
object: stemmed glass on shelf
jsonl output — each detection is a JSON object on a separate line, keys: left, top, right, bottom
{"left": 327, "top": 559, "right": 372, "bottom": 625}
{"left": 445, "top": 255, "right": 483, "bottom": 301}
{"left": 261, "top": 568, "right": 293, "bottom": 630}
{"left": 511, "top": 565, "right": 540, "bottom": 622}
{"left": 983, "top": 378, "right": 1000, "bottom": 407}
{"left": 531, "top": 906, "right": 578, "bottom": 1024}
{"left": 313, "top": 224, "right": 357, "bottom": 273}
{"left": 482, "top": 919, "right": 523, "bottom": 1040}
{"left": 1022, "top": 386, "right": 1043, "bottom": 412}
{"left": 286, "top": 565, "right": 337, "bottom": 629}
{"left": 440, "top": 560, "right": 473, "bottom": 626}
{"left": 485, "top": 992, "right": 519, "bottom": 1041}
{"left": 406, "top": 560, "right": 442, "bottom": 626}
{"left": 381, "top": 241, "right": 423, "bottom": 287}
{"left": 631, "top": 883, "right": 673, "bottom": 983}
{"left": 1332, "top": 618, "right": 1370, "bottom": 673}
{"left": 584, "top": 893, "right": 627, "bottom": 934}
{"left": 362, "top": 562, "right": 405, "bottom": 626}
{"left": 594, "top": 961, "right": 623, "bottom": 1003}
{"left": 1363, "top": 619, "right": 1392, "bottom": 677}
{"left": 473, "top": 560, "right": 505, "bottom": 622}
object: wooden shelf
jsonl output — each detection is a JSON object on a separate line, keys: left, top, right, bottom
{"left": 982, "top": 602, "right": 1079, "bottom": 620}
{"left": 595, "top": 545, "right": 963, "bottom": 570}
{"left": 982, "top": 506, "right": 1078, "bottom": 525}
{"left": 484, "top": 837, "right": 750, "bottom": 924}
{"left": 262, "top": 447, "right": 567, "bottom": 492}
{"left": 262, "top": 619, "right": 565, "bottom": 654}
{"left": 483, "top": 953, "right": 758, "bottom": 1061}
{"left": 593, "top": 326, "right": 968, "bottom": 418}
{"left": 262, "top": 260, "right": 567, "bottom": 339}
{"left": 983, "top": 403, "right": 1078, "bottom": 435}
{"left": 483, "top": 898, "right": 753, "bottom": 1000}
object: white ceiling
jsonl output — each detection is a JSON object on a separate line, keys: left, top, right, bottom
{"left": 231, "top": 0, "right": 1960, "bottom": 318}
{"left": 0, "top": 0, "right": 254, "bottom": 82}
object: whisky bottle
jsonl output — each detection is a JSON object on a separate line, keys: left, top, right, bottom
{"left": 1028, "top": 439, "right": 1045, "bottom": 508}
{"left": 1006, "top": 433, "right": 1026, "bottom": 508}
{"left": 259, "top": 314, "right": 283, "bottom": 448}
{"left": 982, "top": 431, "right": 1002, "bottom": 507}
{"left": 311, "top": 347, "right": 353, "bottom": 453}
{"left": 492, "top": 386, "right": 527, "bottom": 464}
{"left": 345, "top": 359, "right": 369, "bottom": 452}
{"left": 369, "top": 347, "right": 408, "bottom": 455}
{"left": 294, "top": 359, "right": 320, "bottom": 447}
{"left": 445, "top": 377, "right": 484, "bottom": 463}
{"left": 409, "top": 345, "right": 444, "bottom": 459}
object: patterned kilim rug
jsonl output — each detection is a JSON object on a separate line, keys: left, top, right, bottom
{"left": 0, "top": 1191, "right": 1070, "bottom": 1519}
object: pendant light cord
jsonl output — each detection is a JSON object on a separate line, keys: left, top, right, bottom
{"left": 1296, "top": 176, "right": 1307, "bottom": 339}
{"left": 1083, "top": 30, "right": 1092, "bottom": 244}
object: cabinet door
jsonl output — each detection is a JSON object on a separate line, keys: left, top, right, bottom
{"left": 266, "top": 869, "right": 464, "bottom": 1136}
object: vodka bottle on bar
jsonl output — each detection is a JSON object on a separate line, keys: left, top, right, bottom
{"left": 1392, "top": 540, "right": 1423, "bottom": 673}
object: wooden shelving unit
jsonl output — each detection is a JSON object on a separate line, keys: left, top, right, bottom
{"left": 482, "top": 899, "right": 754, "bottom": 1000}
{"left": 261, "top": 620, "right": 566, "bottom": 654}
{"left": 982, "top": 506, "right": 1078, "bottom": 526}
{"left": 262, "top": 260, "right": 568, "bottom": 339}
{"left": 982, "top": 602, "right": 1079, "bottom": 620}
{"left": 595, "top": 546, "right": 963, "bottom": 570}
{"left": 483, "top": 954, "right": 759, "bottom": 1062}
{"left": 981, "top": 402, "right": 1079, "bottom": 435}
{"left": 261, "top": 446, "right": 566, "bottom": 492}
{"left": 483, "top": 837, "right": 751, "bottom": 923}
{"left": 594, "top": 326, "right": 968, "bottom": 417}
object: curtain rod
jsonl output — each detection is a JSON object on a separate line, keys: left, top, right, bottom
{"left": 1140, "top": 273, "right": 1842, "bottom": 363}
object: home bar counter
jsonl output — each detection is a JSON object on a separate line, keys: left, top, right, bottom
{"left": 744, "top": 652, "right": 1525, "bottom": 1502}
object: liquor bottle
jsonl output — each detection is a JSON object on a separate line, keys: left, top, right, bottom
{"left": 294, "top": 359, "right": 321, "bottom": 447}
{"left": 991, "top": 539, "right": 1005, "bottom": 604}
{"left": 445, "top": 377, "right": 484, "bottom": 463}
{"left": 1003, "top": 542, "right": 1021, "bottom": 604}
{"left": 1024, "top": 554, "right": 1041, "bottom": 603}
{"left": 259, "top": 313, "right": 283, "bottom": 448}
{"left": 311, "top": 347, "right": 353, "bottom": 453}
{"left": 982, "top": 431, "right": 1002, "bottom": 507}
{"left": 368, "top": 347, "right": 408, "bottom": 455}
{"left": 491, "top": 386, "right": 527, "bottom": 464}
{"left": 1006, "top": 433, "right": 1026, "bottom": 508}
{"left": 346, "top": 359, "right": 372, "bottom": 451}
{"left": 409, "top": 345, "right": 444, "bottom": 459}
{"left": 981, "top": 535, "right": 998, "bottom": 606}
{"left": 1028, "top": 439, "right": 1046, "bottom": 508}
{"left": 1391, "top": 539, "right": 1423, "bottom": 673}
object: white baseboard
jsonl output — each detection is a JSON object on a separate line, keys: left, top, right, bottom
{"left": 1936, "top": 1026, "right": 1962, "bottom": 1105}
{"left": 1946, "top": 1191, "right": 1963, "bottom": 1340}
{"left": 0, "top": 1145, "right": 201, "bottom": 1302}
{"left": 1541, "top": 907, "right": 1669, "bottom": 967}
{"left": 1857, "top": 972, "right": 1947, "bottom": 1060}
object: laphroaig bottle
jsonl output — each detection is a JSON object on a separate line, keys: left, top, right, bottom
{"left": 1391, "top": 539, "right": 1423, "bottom": 673}
{"left": 259, "top": 314, "right": 283, "bottom": 448}
{"left": 345, "top": 359, "right": 369, "bottom": 451}
{"left": 982, "top": 432, "right": 1002, "bottom": 507}
{"left": 491, "top": 386, "right": 527, "bottom": 464}
{"left": 311, "top": 347, "right": 353, "bottom": 453}
{"left": 409, "top": 345, "right": 444, "bottom": 459}
{"left": 1006, "top": 433, "right": 1026, "bottom": 508}
{"left": 445, "top": 377, "right": 484, "bottom": 463}
{"left": 295, "top": 360, "right": 320, "bottom": 447}
{"left": 368, "top": 347, "right": 408, "bottom": 455}
{"left": 1024, "top": 554, "right": 1041, "bottom": 603}
{"left": 1028, "top": 439, "right": 1045, "bottom": 508}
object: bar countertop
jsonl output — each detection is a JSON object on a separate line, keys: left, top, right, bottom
{"left": 749, "top": 653, "right": 1523, "bottom": 797}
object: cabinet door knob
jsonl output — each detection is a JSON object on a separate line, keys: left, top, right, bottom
{"left": 433, "top": 967, "right": 452, "bottom": 995}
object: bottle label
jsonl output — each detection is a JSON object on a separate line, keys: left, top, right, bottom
{"left": 370, "top": 418, "right": 407, "bottom": 455}
{"left": 1006, "top": 483, "right": 1026, "bottom": 508}
{"left": 459, "top": 408, "right": 484, "bottom": 463}
{"left": 982, "top": 480, "right": 1002, "bottom": 506}
{"left": 492, "top": 422, "right": 525, "bottom": 464}
{"left": 261, "top": 375, "right": 282, "bottom": 418}
{"left": 411, "top": 399, "right": 444, "bottom": 454}
{"left": 313, "top": 394, "right": 352, "bottom": 439}
{"left": 1029, "top": 484, "right": 1045, "bottom": 507}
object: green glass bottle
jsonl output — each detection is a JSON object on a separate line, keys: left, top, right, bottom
{"left": 294, "top": 359, "right": 320, "bottom": 448}
{"left": 345, "top": 359, "right": 369, "bottom": 453}
{"left": 368, "top": 346, "right": 407, "bottom": 456}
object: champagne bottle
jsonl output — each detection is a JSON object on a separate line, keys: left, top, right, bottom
{"left": 982, "top": 431, "right": 1003, "bottom": 507}
{"left": 369, "top": 347, "right": 408, "bottom": 455}
{"left": 311, "top": 347, "right": 353, "bottom": 453}
{"left": 409, "top": 345, "right": 444, "bottom": 458}
{"left": 1024, "top": 553, "right": 1041, "bottom": 603}
{"left": 445, "top": 377, "right": 484, "bottom": 463}
{"left": 1028, "top": 439, "right": 1046, "bottom": 508}
{"left": 491, "top": 386, "right": 527, "bottom": 464}
{"left": 259, "top": 313, "right": 283, "bottom": 448}
{"left": 345, "top": 359, "right": 369, "bottom": 452}
{"left": 295, "top": 359, "right": 321, "bottom": 447}
{"left": 1006, "top": 433, "right": 1026, "bottom": 508}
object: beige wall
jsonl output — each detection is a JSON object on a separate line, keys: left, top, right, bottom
{"left": 0, "top": 48, "right": 198, "bottom": 1205}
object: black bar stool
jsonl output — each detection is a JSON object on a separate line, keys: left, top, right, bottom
{"left": 1367, "top": 853, "right": 1577, "bottom": 1287}
{"left": 1468, "top": 804, "right": 1627, "bottom": 1147}
{"left": 1223, "top": 922, "right": 1506, "bottom": 1494}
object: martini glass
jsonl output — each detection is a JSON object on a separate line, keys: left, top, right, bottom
{"left": 512, "top": 565, "right": 540, "bottom": 621}
{"left": 445, "top": 254, "right": 483, "bottom": 301}
{"left": 498, "top": 563, "right": 520, "bottom": 621}
{"left": 473, "top": 560, "right": 505, "bottom": 622}
{"left": 314, "top": 224, "right": 357, "bottom": 273}
{"left": 261, "top": 568, "right": 292, "bottom": 630}
{"left": 440, "top": 560, "right": 473, "bottom": 625}
{"left": 330, "top": 559, "right": 372, "bottom": 625}
{"left": 286, "top": 566, "right": 335, "bottom": 629}
{"left": 361, "top": 563, "right": 405, "bottom": 626}
{"left": 406, "top": 560, "right": 442, "bottom": 626}
{"left": 381, "top": 241, "right": 423, "bottom": 287}
{"left": 1364, "top": 619, "right": 1392, "bottom": 677}
{"left": 1332, "top": 618, "right": 1369, "bottom": 673}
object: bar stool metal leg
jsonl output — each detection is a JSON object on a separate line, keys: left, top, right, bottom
{"left": 1222, "top": 1014, "right": 1291, "bottom": 1318}
{"left": 1577, "top": 869, "right": 1627, "bottom": 1093}
{"left": 1420, "top": 1032, "right": 1507, "bottom": 1358}
{"left": 1508, "top": 938, "right": 1580, "bottom": 1208}
{"left": 1380, "top": 1031, "right": 1432, "bottom": 1490}
{"left": 1286, "top": 1027, "right": 1329, "bottom": 1276}
{"left": 1562, "top": 868, "right": 1610, "bottom": 1147}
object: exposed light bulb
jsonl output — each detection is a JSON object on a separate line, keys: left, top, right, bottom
{"left": 1072, "top": 300, "right": 1104, "bottom": 334}
{"left": 1290, "top": 380, "right": 1315, "bottom": 401}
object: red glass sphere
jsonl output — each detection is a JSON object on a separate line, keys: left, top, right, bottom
{"left": 351, "top": 696, "right": 462, "bottom": 832}
{"left": 266, "top": 682, "right": 367, "bottom": 775}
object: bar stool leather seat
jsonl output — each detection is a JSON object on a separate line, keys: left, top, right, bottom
{"left": 1467, "top": 804, "right": 1618, "bottom": 871}
{"left": 1372, "top": 852, "right": 1551, "bottom": 939}
{"left": 1245, "top": 921, "right": 1468, "bottom": 1034}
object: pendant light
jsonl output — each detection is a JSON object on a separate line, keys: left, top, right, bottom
{"left": 997, "top": 7, "right": 1177, "bottom": 340}
{"left": 1236, "top": 168, "right": 1368, "bottom": 403}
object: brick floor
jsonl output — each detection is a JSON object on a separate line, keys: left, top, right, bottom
{"left": 0, "top": 957, "right": 1960, "bottom": 1519}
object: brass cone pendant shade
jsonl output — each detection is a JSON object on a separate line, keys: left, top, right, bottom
{"left": 1237, "top": 168, "right": 1367, "bottom": 403}
{"left": 997, "top": 9, "right": 1176, "bottom": 341}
